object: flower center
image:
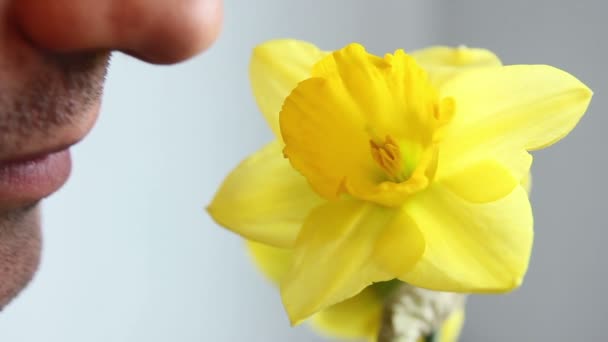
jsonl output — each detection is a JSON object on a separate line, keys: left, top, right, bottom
{"left": 370, "top": 135, "right": 409, "bottom": 183}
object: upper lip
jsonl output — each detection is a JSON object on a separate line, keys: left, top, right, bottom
{"left": 0, "top": 141, "right": 76, "bottom": 166}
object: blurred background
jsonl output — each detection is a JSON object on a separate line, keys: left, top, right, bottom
{"left": 0, "top": 0, "right": 605, "bottom": 340}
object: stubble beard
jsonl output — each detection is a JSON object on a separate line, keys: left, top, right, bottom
{"left": 0, "top": 38, "right": 111, "bottom": 309}
{"left": 0, "top": 204, "right": 41, "bottom": 310}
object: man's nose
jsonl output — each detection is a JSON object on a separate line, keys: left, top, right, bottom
{"left": 11, "top": 0, "right": 223, "bottom": 64}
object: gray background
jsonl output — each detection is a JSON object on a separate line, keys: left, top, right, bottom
{"left": 0, "top": 0, "right": 605, "bottom": 341}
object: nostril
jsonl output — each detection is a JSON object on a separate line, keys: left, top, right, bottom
{"left": 12, "top": 0, "right": 223, "bottom": 64}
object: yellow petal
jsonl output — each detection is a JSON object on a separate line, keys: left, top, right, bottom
{"left": 440, "top": 159, "right": 518, "bottom": 203}
{"left": 247, "top": 240, "right": 385, "bottom": 341}
{"left": 372, "top": 212, "right": 426, "bottom": 276}
{"left": 250, "top": 39, "right": 327, "bottom": 137}
{"left": 401, "top": 184, "right": 533, "bottom": 292}
{"left": 310, "top": 286, "right": 384, "bottom": 341}
{"left": 246, "top": 239, "right": 464, "bottom": 341}
{"left": 246, "top": 240, "right": 292, "bottom": 284}
{"left": 411, "top": 46, "right": 502, "bottom": 87}
{"left": 438, "top": 308, "right": 465, "bottom": 342}
{"left": 438, "top": 64, "right": 592, "bottom": 180}
{"left": 281, "top": 200, "right": 425, "bottom": 324}
{"left": 207, "top": 141, "right": 323, "bottom": 248}
{"left": 521, "top": 172, "right": 532, "bottom": 194}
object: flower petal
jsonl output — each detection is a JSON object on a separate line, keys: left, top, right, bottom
{"left": 521, "top": 172, "right": 532, "bottom": 194}
{"left": 401, "top": 184, "right": 533, "bottom": 292}
{"left": 247, "top": 240, "right": 383, "bottom": 341}
{"left": 438, "top": 308, "right": 465, "bottom": 342}
{"left": 250, "top": 39, "right": 326, "bottom": 137}
{"left": 440, "top": 159, "right": 518, "bottom": 203}
{"left": 310, "top": 286, "right": 383, "bottom": 341}
{"left": 411, "top": 46, "right": 502, "bottom": 87}
{"left": 281, "top": 200, "right": 425, "bottom": 324}
{"left": 246, "top": 240, "right": 292, "bottom": 284}
{"left": 207, "top": 141, "right": 323, "bottom": 248}
{"left": 438, "top": 64, "right": 592, "bottom": 180}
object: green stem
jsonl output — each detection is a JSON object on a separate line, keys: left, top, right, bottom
{"left": 376, "top": 282, "right": 465, "bottom": 342}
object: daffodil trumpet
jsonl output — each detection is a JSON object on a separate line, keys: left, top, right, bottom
{"left": 208, "top": 39, "right": 592, "bottom": 341}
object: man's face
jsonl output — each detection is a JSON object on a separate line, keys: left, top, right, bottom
{"left": 0, "top": 0, "right": 222, "bottom": 309}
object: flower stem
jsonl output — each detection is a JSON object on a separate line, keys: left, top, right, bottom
{"left": 377, "top": 282, "right": 465, "bottom": 342}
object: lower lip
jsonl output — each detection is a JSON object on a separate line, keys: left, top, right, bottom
{"left": 0, "top": 150, "right": 72, "bottom": 207}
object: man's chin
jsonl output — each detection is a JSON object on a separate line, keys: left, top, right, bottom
{"left": 0, "top": 204, "right": 42, "bottom": 310}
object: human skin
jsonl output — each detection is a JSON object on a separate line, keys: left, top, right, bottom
{"left": 0, "top": 0, "right": 223, "bottom": 309}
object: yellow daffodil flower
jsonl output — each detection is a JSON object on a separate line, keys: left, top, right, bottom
{"left": 208, "top": 39, "right": 591, "bottom": 328}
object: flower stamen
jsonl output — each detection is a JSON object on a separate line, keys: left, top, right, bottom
{"left": 370, "top": 135, "right": 408, "bottom": 183}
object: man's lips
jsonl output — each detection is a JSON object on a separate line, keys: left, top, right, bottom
{"left": 0, "top": 149, "right": 72, "bottom": 208}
